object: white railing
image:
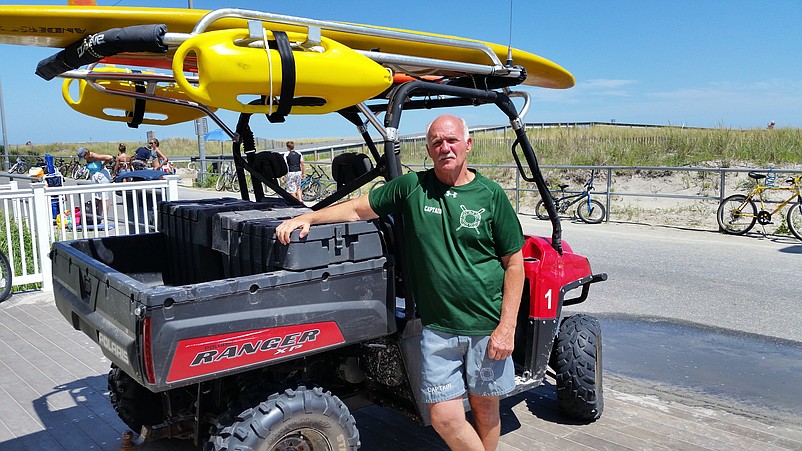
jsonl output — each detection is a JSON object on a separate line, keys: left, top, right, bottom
{"left": 0, "top": 176, "right": 180, "bottom": 292}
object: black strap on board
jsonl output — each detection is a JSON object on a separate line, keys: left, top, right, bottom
{"left": 127, "top": 70, "right": 146, "bottom": 128}
{"left": 267, "top": 31, "right": 296, "bottom": 123}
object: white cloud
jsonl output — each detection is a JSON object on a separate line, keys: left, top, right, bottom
{"left": 580, "top": 79, "right": 638, "bottom": 89}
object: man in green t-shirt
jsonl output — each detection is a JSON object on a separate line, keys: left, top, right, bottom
{"left": 276, "top": 114, "right": 524, "bottom": 451}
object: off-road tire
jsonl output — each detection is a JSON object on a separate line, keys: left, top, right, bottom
{"left": 552, "top": 314, "right": 603, "bottom": 421}
{"left": 717, "top": 194, "right": 756, "bottom": 235}
{"left": 576, "top": 199, "right": 606, "bottom": 224}
{"left": 205, "top": 386, "right": 359, "bottom": 451}
{"left": 107, "top": 364, "right": 164, "bottom": 432}
{"left": 786, "top": 201, "right": 802, "bottom": 241}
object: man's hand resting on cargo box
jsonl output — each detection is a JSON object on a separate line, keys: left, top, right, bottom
{"left": 275, "top": 196, "right": 378, "bottom": 245}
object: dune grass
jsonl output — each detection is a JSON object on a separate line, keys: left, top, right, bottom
{"left": 5, "top": 125, "right": 802, "bottom": 169}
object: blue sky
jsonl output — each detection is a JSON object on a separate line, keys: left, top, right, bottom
{"left": 1, "top": 0, "right": 801, "bottom": 145}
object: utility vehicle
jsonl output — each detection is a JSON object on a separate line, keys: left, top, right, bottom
{"left": 40, "top": 7, "right": 608, "bottom": 449}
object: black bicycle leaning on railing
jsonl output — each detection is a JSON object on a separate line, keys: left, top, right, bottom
{"left": 535, "top": 170, "right": 606, "bottom": 224}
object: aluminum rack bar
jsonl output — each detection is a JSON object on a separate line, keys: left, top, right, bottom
{"left": 191, "top": 9, "right": 508, "bottom": 71}
{"left": 60, "top": 68, "right": 235, "bottom": 139}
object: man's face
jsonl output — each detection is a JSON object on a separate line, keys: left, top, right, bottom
{"left": 426, "top": 116, "right": 471, "bottom": 176}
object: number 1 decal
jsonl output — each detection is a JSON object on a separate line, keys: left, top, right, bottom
{"left": 545, "top": 288, "right": 552, "bottom": 310}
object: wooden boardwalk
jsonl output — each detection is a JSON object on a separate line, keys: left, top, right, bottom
{"left": 2, "top": 291, "right": 802, "bottom": 450}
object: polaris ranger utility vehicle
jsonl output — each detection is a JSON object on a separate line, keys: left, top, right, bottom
{"left": 46, "top": 8, "right": 606, "bottom": 450}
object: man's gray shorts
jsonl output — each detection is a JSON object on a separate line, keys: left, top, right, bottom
{"left": 420, "top": 327, "right": 515, "bottom": 404}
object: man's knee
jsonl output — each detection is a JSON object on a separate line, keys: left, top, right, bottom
{"left": 468, "top": 395, "right": 500, "bottom": 427}
{"left": 428, "top": 398, "right": 466, "bottom": 434}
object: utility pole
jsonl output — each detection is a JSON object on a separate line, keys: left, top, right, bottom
{"left": 195, "top": 118, "right": 208, "bottom": 183}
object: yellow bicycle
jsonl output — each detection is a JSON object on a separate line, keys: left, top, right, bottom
{"left": 717, "top": 171, "right": 802, "bottom": 239}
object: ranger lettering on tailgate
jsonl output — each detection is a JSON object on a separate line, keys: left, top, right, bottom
{"left": 166, "top": 322, "right": 345, "bottom": 383}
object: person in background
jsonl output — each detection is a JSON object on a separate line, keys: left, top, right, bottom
{"left": 148, "top": 138, "right": 173, "bottom": 173}
{"left": 113, "top": 143, "right": 132, "bottom": 179}
{"left": 276, "top": 115, "right": 524, "bottom": 451}
{"left": 77, "top": 147, "right": 113, "bottom": 217}
{"left": 132, "top": 145, "right": 151, "bottom": 170}
{"left": 284, "top": 141, "right": 305, "bottom": 201}
{"left": 767, "top": 120, "right": 776, "bottom": 130}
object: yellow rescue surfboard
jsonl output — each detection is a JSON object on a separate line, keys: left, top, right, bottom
{"left": 0, "top": 5, "right": 575, "bottom": 89}
{"left": 61, "top": 66, "right": 214, "bottom": 125}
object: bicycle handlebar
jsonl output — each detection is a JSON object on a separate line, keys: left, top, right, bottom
{"left": 584, "top": 169, "right": 596, "bottom": 190}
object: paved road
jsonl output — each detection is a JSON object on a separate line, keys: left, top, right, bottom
{"left": 519, "top": 216, "right": 802, "bottom": 343}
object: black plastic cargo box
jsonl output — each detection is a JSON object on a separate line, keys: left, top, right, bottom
{"left": 50, "top": 232, "right": 395, "bottom": 391}
{"left": 158, "top": 198, "right": 306, "bottom": 285}
{"left": 211, "top": 209, "right": 384, "bottom": 277}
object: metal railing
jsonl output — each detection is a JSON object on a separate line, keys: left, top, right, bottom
{"left": 0, "top": 176, "right": 180, "bottom": 292}
{"left": 304, "top": 161, "right": 799, "bottom": 225}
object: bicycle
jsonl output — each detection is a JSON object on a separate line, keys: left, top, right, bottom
{"left": 535, "top": 170, "right": 606, "bottom": 224}
{"left": 215, "top": 162, "right": 240, "bottom": 192}
{"left": 0, "top": 249, "right": 12, "bottom": 302}
{"left": 72, "top": 163, "right": 90, "bottom": 180}
{"left": 59, "top": 156, "right": 80, "bottom": 179}
{"left": 8, "top": 157, "right": 29, "bottom": 174}
{"left": 300, "top": 165, "right": 335, "bottom": 201}
{"left": 717, "top": 171, "right": 802, "bottom": 240}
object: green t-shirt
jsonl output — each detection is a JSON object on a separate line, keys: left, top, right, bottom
{"left": 369, "top": 169, "right": 524, "bottom": 335}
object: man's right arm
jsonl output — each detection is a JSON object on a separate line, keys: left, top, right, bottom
{"left": 275, "top": 195, "right": 378, "bottom": 244}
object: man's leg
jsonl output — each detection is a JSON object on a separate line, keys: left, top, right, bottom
{"left": 428, "top": 397, "right": 485, "bottom": 451}
{"left": 468, "top": 394, "right": 501, "bottom": 451}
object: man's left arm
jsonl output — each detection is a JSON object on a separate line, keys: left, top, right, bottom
{"left": 487, "top": 249, "right": 524, "bottom": 360}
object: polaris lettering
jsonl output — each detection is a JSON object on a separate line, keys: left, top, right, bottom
{"left": 99, "top": 332, "right": 130, "bottom": 365}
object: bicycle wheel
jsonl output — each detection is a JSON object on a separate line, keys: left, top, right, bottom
{"left": 215, "top": 172, "right": 227, "bottom": 191}
{"left": 534, "top": 200, "right": 550, "bottom": 220}
{"left": 717, "top": 194, "right": 756, "bottom": 235}
{"left": 319, "top": 182, "right": 336, "bottom": 199}
{"left": 302, "top": 179, "right": 322, "bottom": 201}
{"left": 786, "top": 201, "right": 802, "bottom": 241}
{"left": 0, "top": 251, "right": 12, "bottom": 302}
{"left": 577, "top": 199, "right": 606, "bottom": 224}
{"left": 227, "top": 172, "right": 239, "bottom": 192}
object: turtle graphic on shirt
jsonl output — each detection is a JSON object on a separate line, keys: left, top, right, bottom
{"left": 456, "top": 204, "right": 485, "bottom": 234}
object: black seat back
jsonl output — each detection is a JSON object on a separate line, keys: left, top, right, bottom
{"left": 332, "top": 152, "right": 373, "bottom": 189}
{"left": 253, "top": 151, "right": 288, "bottom": 179}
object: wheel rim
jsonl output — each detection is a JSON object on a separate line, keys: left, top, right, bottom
{"left": 271, "top": 427, "right": 332, "bottom": 451}
{"left": 579, "top": 200, "right": 604, "bottom": 223}
{"left": 718, "top": 196, "right": 755, "bottom": 234}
